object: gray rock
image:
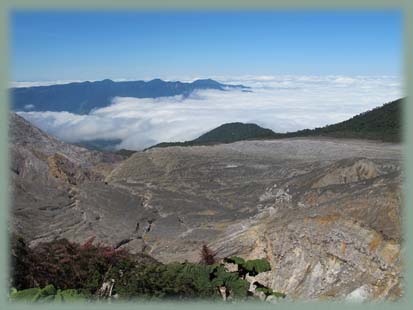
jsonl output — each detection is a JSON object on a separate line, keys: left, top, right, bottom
{"left": 9, "top": 113, "right": 403, "bottom": 301}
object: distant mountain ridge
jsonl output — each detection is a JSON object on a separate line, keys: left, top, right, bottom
{"left": 11, "top": 78, "right": 249, "bottom": 114}
{"left": 150, "top": 98, "right": 403, "bottom": 149}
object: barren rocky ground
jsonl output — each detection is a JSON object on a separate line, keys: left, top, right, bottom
{"left": 9, "top": 113, "right": 403, "bottom": 301}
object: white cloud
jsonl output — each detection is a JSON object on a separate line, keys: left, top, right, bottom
{"left": 23, "top": 104, "right": 35, "bottom": 110}
{"left": 17, "top": 75, "right": 402, "bottom": 150}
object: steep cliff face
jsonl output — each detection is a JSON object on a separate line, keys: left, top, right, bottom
{"left": 217, "top": 218, "right": 401, "bottom": 301}
{"left": 9, "top": 114, "right": 403, "bottom": 301}
{"left": 9, "top": 113, "right": 129, "bottom": 244}
{"left": 207, "top": 155, "right": 402, "bottom": 301}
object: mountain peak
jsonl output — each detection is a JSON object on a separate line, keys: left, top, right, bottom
{"left": 194, "top": 122, "right": 275, "bottom": 144}
{"left": 191, "top": 79, "right": 221, "bottom": 87}
{"left": 100, "top": 79, "right": 114, "bottom": 83}
{"left": 148, "top": 78, "right": 165, "bottom": 83}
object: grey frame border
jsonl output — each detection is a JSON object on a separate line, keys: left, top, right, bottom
{"left": 0, "top": 1, "right": 411, "bottom": 309}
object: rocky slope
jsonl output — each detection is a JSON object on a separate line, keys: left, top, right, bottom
{"left": 9, "top": 113, "right": 403, "bottom": 301}
{"left": 10, "top": 113, "right": 134, "bottom": 244}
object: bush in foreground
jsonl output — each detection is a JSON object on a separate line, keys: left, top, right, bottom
{"left": 10, "top": 235, "right": 285, "bottom": 302}
{"left": 9, "top": 285, "right": 89, "bottom": 303}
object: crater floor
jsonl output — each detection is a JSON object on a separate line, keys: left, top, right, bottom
{"left": 10, "top": 114, "right": 403, "bottom": 301}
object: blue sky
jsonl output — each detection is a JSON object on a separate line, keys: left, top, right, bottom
{"left": 11, "top": 10, "right": 402, "bottom": 81}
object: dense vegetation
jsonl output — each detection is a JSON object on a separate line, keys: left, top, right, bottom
{"left": 10, "top": 235, "right": 284, "bottom": 303}
{"left": 150, "top": 98, "right": 403, "bottom": 149}
{"left": 147, "top": 122, "right": 277, "bottom": 149}
{"left": 193, "top": 122, "right": 276, "bottom": 144}
{"left": 282, "top": 98, "right": 403, "bottom": 142}
{"left": 9, "top": 285, "right": 88, "bottom": 303}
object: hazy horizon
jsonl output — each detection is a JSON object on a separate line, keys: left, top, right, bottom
{"left": 11, "top": 10, "right": 403, "bottom": 150}
{"left": 15, "top": 74, "right": 402, "bottom": 150}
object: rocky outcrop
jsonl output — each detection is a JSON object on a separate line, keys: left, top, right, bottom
{"left": 311, "top": 158, "right": 379, "bottom": 188}
{"left": 210, "top": 215, "right": 402, "bottom": 301}
{"left": 9, "top": 113, "right": 129, "bottom": 245}
{"left": 9, "top": 114, "right": 403, "bottom": 301}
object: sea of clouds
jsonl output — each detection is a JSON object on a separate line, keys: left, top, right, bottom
{"left": 16, "top": 75, "right": 402, "bottom": 150}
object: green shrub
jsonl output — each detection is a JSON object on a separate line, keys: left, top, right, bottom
{"left": 9, "top": 287, "right": 41, "bottom": 302}
{"left": 243, "top": 259, "right": 271, "bottom": 275}
{"left": 224, "top": 256, "right": 271, "bottom": 277}
{"left": 105, "top": 262, "right": 252, "bottom": 301}
{"left": 10, "top": 236, "right": 281, "bottom": 302}
{"left": 224, "top": 256, "right": 245, "bottom": 266}
{"left": 255, "top": 286, "right": 285, "bottom": 298}
{"left": 9, "top": 285, "right": 89, "bottom": 303}
{"left": 57, "top": 289, "right": 90, "bottom": 302}
{"left": 109, "top": 263, "right": 218, "bottom": 300}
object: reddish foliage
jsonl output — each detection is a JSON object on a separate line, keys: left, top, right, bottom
{"left": 10, "top": 235, "right": 135, "bottom": 292}
{"left": 80, "top": 236, "right": 96, "bottom": 250}
{"left": 199, "top": 244, "right": 217, "bottom": 265}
